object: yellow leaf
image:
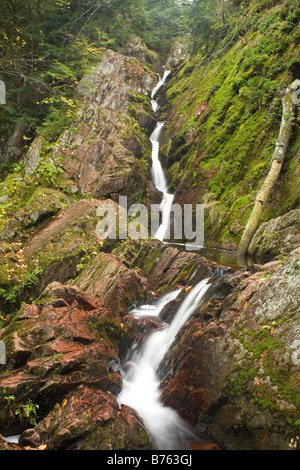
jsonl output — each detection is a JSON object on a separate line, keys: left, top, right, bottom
{"left": 61, "top": 399, "right": 67, "bottom": 407}
{"left": 38, "top": 444, "right": 47, "bottom": 450}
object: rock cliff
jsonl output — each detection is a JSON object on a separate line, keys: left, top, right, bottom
{"left": 0, "top": 12, "right": 299, "bottom": 451}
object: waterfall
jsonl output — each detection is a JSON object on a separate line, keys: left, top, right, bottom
{"left": 117, "top": 69, "right": 214, "bottom": 450}
{"left": 117, "top": 278, "right": 212, "bottom": 450}
{"left": 149, "top": 70, "right": 174, "bottom": 242}
{"left": 151, "top": 71, "right": 171, "bottom": 101}
{"left": 150, "top": 123, "right": 174, "bottom": 242}
{"left": 130, "top": 288, "right": 182, "bottom": 319}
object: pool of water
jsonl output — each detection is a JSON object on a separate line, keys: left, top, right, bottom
{"left": 166, "top": 243, "right": 267, "bottom": 270}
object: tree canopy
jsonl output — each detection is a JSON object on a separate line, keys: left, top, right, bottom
{"left": 0, "top": 0, "right": 254, "bottom": 154}
{"left": 0, "top": 0, "right": 188, "bottom": 147}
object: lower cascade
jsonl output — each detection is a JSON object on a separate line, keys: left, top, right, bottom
{"left": 117, "top": 278, "right": 212, "bottom": 450}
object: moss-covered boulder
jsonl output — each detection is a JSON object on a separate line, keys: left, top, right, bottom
{"left": 0, "top": 187, "right": 71, "bottom": 242}
{"left": 248, "top": 208, "right": 300, "bottom": 258}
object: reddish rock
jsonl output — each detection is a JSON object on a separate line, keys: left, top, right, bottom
{"left": 112, "top": 238, "right": 218, "bottom": 294}
{"left": 158, "top": 250, "right": 300, "bottom": 450}
{"left": 19, "top": 385, "right": 150, "bottom": 450}
{"left": 75, "top": 252, "right": 149, "bottom": 315}
{"left": 48, "top": 49, "right": 156, "bottom": 199}
{"left": 160, "top": 320, "right": 228, "bottom": 425}
{"left": 0, "top": 285, "right": 127, "bottom": 433}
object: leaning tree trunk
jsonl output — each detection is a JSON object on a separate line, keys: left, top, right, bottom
{"left": 237, "top": 80, "right": 300, "bottom": 258}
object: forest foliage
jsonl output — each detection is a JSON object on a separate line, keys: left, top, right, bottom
{"left": 0, "top": 0, "right": 185, "bottom": 148}
{"left": 0, "top": 0, "right": 297, "bottom": 163}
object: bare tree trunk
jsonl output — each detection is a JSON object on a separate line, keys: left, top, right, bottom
{"left": 237, "top": 80, "right": 300, "bottom": 258}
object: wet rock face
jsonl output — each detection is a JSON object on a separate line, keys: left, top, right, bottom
{"left": 23, "top": 49, "right": 157, "bottom": 203}
{"left": 20, "top": 386, "right": 150, "bottom": 450}
{"left": 111, "top": 238, "right": 218, "bottom": 295}
{"left": 159, "top": 249, "right": 300, "bottom": 450}
{"left": 0, "top": 282, "right": 155, "bottom": 449}
{"left": 0, "top": 285, "right": 123, "bottom": 432}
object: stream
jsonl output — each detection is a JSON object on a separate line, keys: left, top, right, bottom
{"left": 150, "top": 71, "right": 174, "bottom": 242}
{"left": 2, "top": 67, "right": 222, "bottom": 450}
{"left": 117, "top": 70, "right": 221, "bottom": 450}
{"left": 117, "top": 279, "right": 213, "bottom": 450}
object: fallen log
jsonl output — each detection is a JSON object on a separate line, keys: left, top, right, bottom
{"left": 237, "top": 79, "right": 300, "bottom": 258}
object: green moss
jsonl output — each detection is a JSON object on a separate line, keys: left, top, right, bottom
{"left": 227, "top": 365, "right": 259, "bottom": 397}
{"left": 227, "top": 326, "right": 299, "bottom": 424}
{"left": 89, "top": 317, "right": 124, "bottom": 349}
{"left": 0, "top": 208, "right": 101, "bottom": 313}
{"left": 241, "top": 328, "right": 281, "bottom": 359}
{"left": 162, "top": 1, "right": 300, "bottom": 247}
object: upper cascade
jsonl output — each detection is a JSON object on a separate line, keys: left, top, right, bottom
{"left": 151, "top": 70, "right": 171, "bottom": 100}
{"left": 149, "top": 69, "right": 174, "bottom": 243}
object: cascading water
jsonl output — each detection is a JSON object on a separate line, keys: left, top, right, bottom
{"left": 117, "top": 278, "right": 212, "bottom": 450}
{"left": 149, "top": 70, "right": 174, "bottom": 242}
{"left": 117, "top": 69, "right": 215, "bottom": 450}
{"left": 150, "top": 123, "right": 174, "bottom": 242}
{"left": 151, "top": 70, "right": 171, "bottom": 110}
{"left": 130, "top": 288, "right": 182, "bottom": 319}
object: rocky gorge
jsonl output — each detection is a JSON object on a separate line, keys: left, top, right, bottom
{"left": 0, "top": 0, "right": 299, "bottom": 453}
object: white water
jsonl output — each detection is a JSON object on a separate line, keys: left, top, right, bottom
{"left": 117, "top": 69, "right": 213, "bottom": 450}
{"left": 149, "top": 70, "right": 174, "bottom": 243}
{"left": 151, "top": 70, "right": 171, "bottom": 101}
{"left": 150, "top": 122, "right": 175, "bottom": 242}
{"left": 117, "top": 278, "right": 211, "bottom": 449}
{"left": 130, "top": 288, "right": 182, "bottom": 319}
{"left": 151, "top": 72, "right": 170, "bottom": 113}
{"left": 1, "top": 434, "right": 20, "bottom": 443}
